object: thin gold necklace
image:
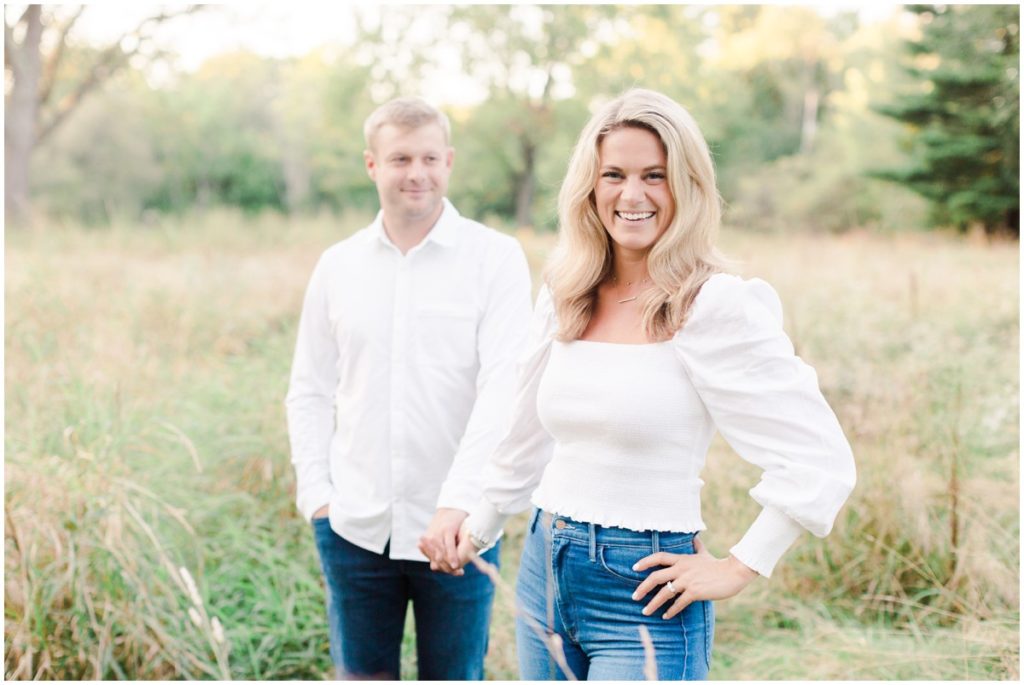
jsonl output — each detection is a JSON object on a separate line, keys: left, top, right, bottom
{"left": 611, "top": 275, "right": 650, "bottom": 304}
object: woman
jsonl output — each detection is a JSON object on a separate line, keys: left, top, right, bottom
{"left": 450, "top": 89, "right": 855, "bottom": 680}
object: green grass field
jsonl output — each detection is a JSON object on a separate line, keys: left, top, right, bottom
{"left": 5, "top": 211, "right": 1019, "bottom": 679}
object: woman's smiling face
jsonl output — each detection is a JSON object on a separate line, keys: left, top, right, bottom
{"left": 594, "top": 125, "right": 675, "bottom": 257}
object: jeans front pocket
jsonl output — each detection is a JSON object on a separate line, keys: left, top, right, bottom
{"left": 597, "top": 538, "right": 697, "bottom": 586}
{"left": 597, "top": 544, "right": 652, "bottom": 586}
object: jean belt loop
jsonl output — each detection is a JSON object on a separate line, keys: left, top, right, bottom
{"left": 588, "top": 522, "right": 597, "bottom": 562}
{"left": 652, "top": 530, "right": 661, "bottom": 554}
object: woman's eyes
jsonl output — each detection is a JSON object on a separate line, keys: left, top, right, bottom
{"left": 600, "top": 171, "right": 665, "bottom": 181}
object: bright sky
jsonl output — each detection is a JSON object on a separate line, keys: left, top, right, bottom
{"left": 72, "top": 4, "right": 358, "bottom": 66}
{"left": 14, "top": 3, "right": 904, "bottom": 106}
{"left": 66, "top": 3, "right": 899, "bottom": 57}
{"left": 59, "top": 3, "right": 490, "bottom": 104}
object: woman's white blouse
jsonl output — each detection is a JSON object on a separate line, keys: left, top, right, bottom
{"left": 466, "top": 273, "right": 856, "bottom": 577}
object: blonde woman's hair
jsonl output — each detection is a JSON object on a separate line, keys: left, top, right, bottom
{"left": 546, "top": 88, "right": 730, "bottom": 342}
{"left": 363, "top": 97, "right": 452, "bottom": 151}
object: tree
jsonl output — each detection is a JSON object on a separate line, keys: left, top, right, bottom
{"left": 446, "top": 5, "right": 616, "bottom": 227}
{"left": 31, "top": 67, "right": 164, "bottom": 223}
{"left": 699, "top": 6, "right": 855, "bottom": 196}
{"left": 4, "top": 4, "right": 197, "bottom": 225}
{"left": 575, "top": 6, "right": 706, "bottom": 106}
{"left": 875, "top": 4, "right": 1019, "bottom": 237}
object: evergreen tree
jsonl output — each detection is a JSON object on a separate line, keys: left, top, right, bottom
{"left": 875, "top": 5, "right": 1019, "bottom": 237}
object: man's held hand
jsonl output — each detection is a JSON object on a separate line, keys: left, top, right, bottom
{"left": 417, "top": 508, "right": 469, "bottom": 575}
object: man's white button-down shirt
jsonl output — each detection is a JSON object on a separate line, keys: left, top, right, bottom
{"left": 286, "top": 199, "right": 532, "bottom": 561}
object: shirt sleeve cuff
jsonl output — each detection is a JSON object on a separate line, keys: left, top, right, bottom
{"left": 729, "top": 506, "right": 805, "bottom": 578}
{"left": 464, "top": 498, "right": 510, "bottom": 553}
{"left": 298, "top": 485, "right": 334, "bottom": 523}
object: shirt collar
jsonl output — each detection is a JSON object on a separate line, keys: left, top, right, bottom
{"left": 369, "top": 198, "right": 460, "bottom": 250}
{"left": 424, "top": 198, "right": 459, "bottom": 248}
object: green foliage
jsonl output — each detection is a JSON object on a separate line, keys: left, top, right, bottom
{"left": 24, "top": 5, "right": 1019, "bottom": 238}
{"left": 875, "top": 5, "right": 1020, "bottom": 235}
{"left": 147, "top": 53, "right": 290, "bottom": 214}
{"left": 442, "top": 5, "right": 617, "bottom": 227}
{"left": 698, "top": 7, "right": 857, "bottom": 193}
{"left": 722, "top": 11, "right": 931, "bottom": 233}
{"left": 32, "top": 67, "right": 164, "bottom": 224}
{"left": 450, "top": 96, "right": 589, "bottom": 231}
{"left": 31, "top": 49, "right": 384, "bottom": 220}
{"left": 307, "top": 55, "right": 379, "bottom": 213}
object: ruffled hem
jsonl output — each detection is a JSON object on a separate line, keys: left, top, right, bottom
{"left": 530, "top": 492, "right": 706, "bottom": 534}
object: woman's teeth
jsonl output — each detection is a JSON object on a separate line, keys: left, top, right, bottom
{"left": 616, "top": 211, "right": 655, "bottom": 221}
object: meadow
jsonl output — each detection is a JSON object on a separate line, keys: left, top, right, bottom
{"left": 4, "top": 212, "right": 1019, "bottom": 680}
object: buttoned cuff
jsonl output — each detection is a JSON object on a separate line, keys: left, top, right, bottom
{"left": 729, "top": 506, "right": 805, "bottom": 578}
{"left": 464, "top": 498, "right": 510, "bottom": 553}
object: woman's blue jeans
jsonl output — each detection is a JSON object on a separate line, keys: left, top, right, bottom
{"left": 515, "top": 508, "right": 714, "bottom": 680}
{"left": 312, "top": 517, "right": 499, "bottom": 680}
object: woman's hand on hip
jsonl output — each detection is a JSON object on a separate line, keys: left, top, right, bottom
{"left": 631, "top": 537, "right": 758, "bottom": 619}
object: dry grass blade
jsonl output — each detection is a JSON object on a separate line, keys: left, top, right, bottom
{"left": 114, "top": 476, "right": 197, "bottom": 536}
{"left": 156, "top": 420, "right": 203, "bottom": 474}
{"left": 122, "top": 500, "right": 188, "bottom": 594}
{"left": 470, "top": 555, "right": 577, "bottom": 680}
{"left": 638, "top": 624, "right": 658, "bottom": 680}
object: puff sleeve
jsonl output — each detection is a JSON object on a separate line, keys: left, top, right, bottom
{"left": 464, "top": 285, "right": 559, "bottom": 546}
{"left": 673, "top": 274, "right": 856, "bottom": 577}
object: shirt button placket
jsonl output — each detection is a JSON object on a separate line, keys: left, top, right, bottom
{"left": 390, "top": 257, "right": 410, "bottom": 551}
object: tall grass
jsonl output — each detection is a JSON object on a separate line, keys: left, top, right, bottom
{"left": 5, "top": 213, "right": 1019, "bottom": 679}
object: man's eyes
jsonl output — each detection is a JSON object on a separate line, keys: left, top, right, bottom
{"left": 390, "top": 156, "right": 439, "bottom": 164}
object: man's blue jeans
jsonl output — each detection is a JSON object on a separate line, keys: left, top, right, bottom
{"left": 515, "top": 508, "right": 714, "bottom": 680}
{"left": 311, "top": 517, "right": 499, "bottom": 680}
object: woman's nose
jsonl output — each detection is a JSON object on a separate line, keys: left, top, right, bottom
{"left": 621, "top": 176, "right": 645, "bottom": 203}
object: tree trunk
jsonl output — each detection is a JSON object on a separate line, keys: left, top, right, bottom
{"left": 5, "top": 7, "right": 44, "bottom": 226}
{"left": 282, "top": 150, "right": 311, "bottom": 214}
{"left": 514, "top": 140, "right": 536, "bottom": 228}
{"left": 5, "top": 108, "right": 34, "bottom": 226}
{"left": 799, "top": 87, "right": 819, "bottom": 155}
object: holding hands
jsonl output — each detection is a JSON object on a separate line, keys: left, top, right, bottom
{"left": 631, "top": 537, "right": 758, "bottom": 618}
{"left": 417, "top": 508, "right": 474, "bottom": 575}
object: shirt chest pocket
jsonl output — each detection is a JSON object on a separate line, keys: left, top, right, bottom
{"left": 415, "top": 305, "right": 478, "bottom": 368}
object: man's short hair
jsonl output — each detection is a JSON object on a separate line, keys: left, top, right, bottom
{"left": 363, "top": 97, "right": 452, "bottom": 150}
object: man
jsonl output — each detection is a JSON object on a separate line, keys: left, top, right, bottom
{"left": 285, "top": 97, "right": 532, "bottom": 680}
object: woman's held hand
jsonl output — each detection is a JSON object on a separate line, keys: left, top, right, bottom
{"left": 630, "top": 537, "right": 758, "bottom": 619}
{"left": 455, "top": 531, "right": 479, "bottom": 569}
{"left": 417, "top": 508, "right": 468, "bottom": 575}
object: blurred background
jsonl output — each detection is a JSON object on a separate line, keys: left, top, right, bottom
{"left": 6, "top": 3, "right": 1019, "bottom": 235}
{"left": 4, "top": 3, "right": 1020, "bottom": 681}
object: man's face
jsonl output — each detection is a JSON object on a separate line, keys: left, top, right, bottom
{"left": 364, "top": 123, "right": 453, "bottom": 226}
